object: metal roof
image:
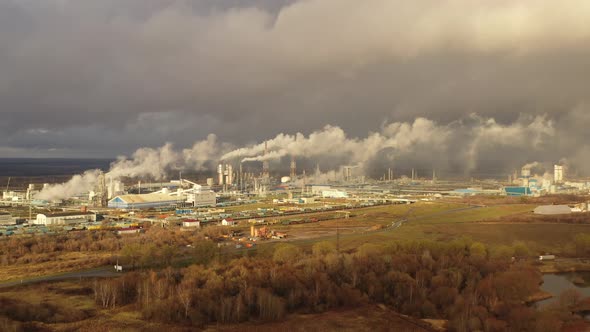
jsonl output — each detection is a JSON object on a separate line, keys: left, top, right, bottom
{"left": 111, "top": 193, "right": 185, "bottom": 204}
{"left": 534, "top": 205, "right": 572, "bottom": 215}
{"left": 40, "top": 211, "right": 95, "bottom": 217}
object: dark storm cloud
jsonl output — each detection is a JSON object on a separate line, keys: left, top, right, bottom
{"left": 1, "top": 0, "right": 590, "bottom": 175}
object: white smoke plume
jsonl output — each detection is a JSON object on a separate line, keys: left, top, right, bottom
{"left": 37, "top": 113, "right": 560, "bottom": 200}
{"left": 222, "top": 114, "right": 554, "bottom": 175}
{"left": 36, "top": 134, "right": 233, "bottom": 200}
{"left": 36, "top": 170, "right": 101, "bottom": 201}
{"left": 107, "top": 134, "right": 233, "bottom": 180}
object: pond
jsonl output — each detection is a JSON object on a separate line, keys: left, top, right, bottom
{"left": 537, "top": 272, "right": 590, "bottom": 309}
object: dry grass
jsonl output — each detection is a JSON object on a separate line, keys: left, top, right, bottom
{"left": 213, "top": 304, "right": 437, "bottom": 332}
{"left": 0, "top": 252, "right": 111, "bottom": 282}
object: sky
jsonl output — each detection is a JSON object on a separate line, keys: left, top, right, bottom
{"left": 1, "top": 0, "right": 590, "bottom": 176}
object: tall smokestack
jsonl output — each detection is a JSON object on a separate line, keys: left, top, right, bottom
{"left": 290, "top": 155, "right": 296, "bottom": 178}
{"left": 262, "top": 141, "right": 269, "bottom": 177}
{"left": 218, "top": 164, "right": 224, "bottom": 185}
{"left": 226, "top": 164, "right": 233, "bottom": 185}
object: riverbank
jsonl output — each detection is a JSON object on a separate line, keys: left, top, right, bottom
{"left": 527, "top": 291, "right": 553, "bottom": 303}
{"left": 537, "top": 260, "right": 590, "bottom": 274}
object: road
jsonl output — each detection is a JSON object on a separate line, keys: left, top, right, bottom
{"left": 0, "top": 266, "right": 121, "bottom": 289}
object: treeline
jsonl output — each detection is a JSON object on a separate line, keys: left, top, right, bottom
{"left": 0, "top": 226, "right": 199, "bottom": 267}
{"left": 91, "top": 239, "right": 581, "bottom": 331}
{"left": 497, "top": 212, "right": 590, "bottom": 225}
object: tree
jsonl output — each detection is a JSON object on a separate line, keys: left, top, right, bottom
{"left": 176, "top": 281, "right": 193, "bottom": 319}
{"left": 121, "top": 243, "right": 142, "bottom": 269}
{"left": 312, "top": 241, "right": 336, "bottom": 256}
{"left": 574, "top": 233, "right": 590, "bottom": 256}
{"left": 273, "top": 244, "right": 300, "bottom": 263}
{"left": 512, "top": 241, "right": 530, "bottom": 258}
{"left": 489, "top": 245, "right": 513, "bottom": 260}
{"left": 470, "top": 242, "right": 487, "bottom": 259}
{"left": 192, "top": 241, "right": 217, "bottom": 265}
{"left": 160, "top": 244, "right": 178, "bottom": 267}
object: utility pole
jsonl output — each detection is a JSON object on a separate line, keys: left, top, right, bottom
{"left": 336, "top": 217, "right": 340, "bottom": 254}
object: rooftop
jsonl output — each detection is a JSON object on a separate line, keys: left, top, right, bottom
{"left": 40, "top": 211, "right": 95, "bottom": 217}
{"left": 111, "top": 193, "right": 185, "bottom": 204}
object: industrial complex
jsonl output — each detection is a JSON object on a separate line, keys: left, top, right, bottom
{"left": 1, "top": 155, "right": 589, "bottom": 239}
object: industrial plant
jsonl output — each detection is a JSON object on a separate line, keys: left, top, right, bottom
{"left": 1, "top": 148, "right": 588, "bottom": 239}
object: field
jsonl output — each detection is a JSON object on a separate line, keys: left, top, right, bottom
{"left": 0, "top": 252, "right": 111, "bottom": 283}
{"left": 4, "top": 197, "right": 588, "bottom": 286}
{"left": 214, "top": 305, "right": 438, "bottom": 332}
{"left": 260, "top": 200, "right": 588, "bottom": 256}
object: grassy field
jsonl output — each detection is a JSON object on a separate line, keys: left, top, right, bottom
{"left": 263, "top": 201, "right": 587, "bottom": 256}
{"left": 0, "top": 252, "right": 111, "bottom": 283}
{"left": 409, "top": 204, "right": 536, "bottom": 225}
{"left": 298, "top": 216, "right": 589, "bottom": 256}
{"left": 214, "top": 305, "right": 437, "bottom": 332}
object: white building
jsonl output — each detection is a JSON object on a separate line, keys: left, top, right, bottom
{"left": 182, "top": 219, "right": 201, "bottom": 228}
{"left": 534, "top": 205, "right": 572, "bottom": 215}
{"left": 554, "top": 165, "right": 564, "bottom": 183}
{"left": 34, "top": 212, "right": 96, "bottom": 226}
{"left": 0, "top": 212, "right": 14, "bottom": 225}
{"left": 186, "top": 189, "right": 216, "bottom": 207}
{"left": 118, "top": 227, "right": 141, "bottom": 235}
{"left": 2, "top": 191, "right": 25, "bottom": 202}
{"left": 222, "top": 218, "right": 236, "bottom": 226}
{"left": 109, "top": 193, "right": 185, "bottom": 209}
{"left": 311, "top": 186, "right": 332, "bottom": 195}
{"left": 321, "top": 189, "right": 349, "bottom": 198}
{"left": 107, "top": 179, "right": 125, "bottom": 199}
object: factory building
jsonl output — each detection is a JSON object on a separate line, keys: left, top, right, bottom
{"left": 321, "top": 189, "right": 349, "bottom": 198}
{"left": 34, "top": 212, "right": 96, "bottom": 226}
{"left": 186, "top": 190, "right": 216, "bottom": 207}
{"left": 554, "top": 165, "right": 564, "bottom": 183}
{"left": 0, "top": 212, "right": 14, "bottom": 225}
{"left": 311, "top": 186, "right": 332, "bottom": 195}
{"left": 503, "top": 186, "right": 532, "bottom": 196}
{"left": 107, "top": 179, "right": 125, "bottom": 199}
{"left": 108, "top": 193, "right": 185, "bottom": 210}
{"left": 217, "top": 164, "right": 234, "bottom": 186}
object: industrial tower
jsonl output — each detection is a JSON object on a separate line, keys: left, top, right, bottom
{"left": 290, "top": 156, "right": 296, "bottom": 179}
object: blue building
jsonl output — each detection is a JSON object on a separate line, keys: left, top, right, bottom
{"left": 504, "top": 186, "right": 532, "bottom": 196}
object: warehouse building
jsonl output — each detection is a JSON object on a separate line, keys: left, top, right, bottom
{"left": 503, "top": 186, "right": 532, "bottom": 197}
{"left": 108, "top": 193, "right": 185, "bottom": 210}
{"left": 34, "top": 212, "right": 96, "bottom": 226}
{"left": 321, "top": 189, "right": 349, "bottom": 198}
{"left": 186, "top": 190, "right": 216, "bottom": 207}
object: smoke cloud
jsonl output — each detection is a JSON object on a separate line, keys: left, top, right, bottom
{"left": 35, "top": 170, "right": 101, "bottom": 201}
{"left": 222, "top": 114, "right": 555, "bottom": 177}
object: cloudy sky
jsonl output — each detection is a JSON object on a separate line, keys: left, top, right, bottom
{"left": 1, "top": 0, "right": 590, "bottom": 175}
